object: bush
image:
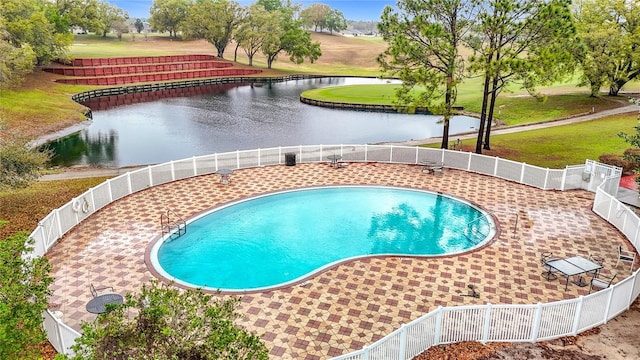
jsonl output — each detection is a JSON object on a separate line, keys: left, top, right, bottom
{"left": 598, "top": 153, "right": 633, "bottom": 173}
{"left": 0, "top": 232, "right": 53, "bottom": 359}
{"left": 67, "top": 281, "right": 269, "bottom": 360}
{"left": 623, "top": 148, "right": 640, "bottom": 169}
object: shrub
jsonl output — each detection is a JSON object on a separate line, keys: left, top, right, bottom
{"left": 0, "top": 232, "right": 53, "bottom": 359}
{"left": 598, "top": 153, "right": 633, "bottom": 173}
{"left": 67, "top": 281, "right": 269, "bottom": 360}
{"left": 623, "top": 148, "right": 640, "bottom": 169}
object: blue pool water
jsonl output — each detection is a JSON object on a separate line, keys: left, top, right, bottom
{"left": 150, "top": 186, "right": 495, "bottom": 291}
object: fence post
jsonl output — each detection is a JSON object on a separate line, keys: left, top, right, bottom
{"left": 530, "top": 303, "right": 543, "bottom": 341}
{"left": 603, "top": 288, "right": 614, "bottom": 323}
{"left": 398, "top": 324, "right": 407, "bottom": 360}
{"left": 90, "top": 188, "right": 97, "bottom": 213}
{"left": 415, "top": 147, "right": 419, "bottom": 164}
{"left": 170, "top": 160, "right": 176, "bottom": 181}
{"left": 628, "top": 272, "right": 639, "bottom": 310}
{"left": 543, "top": 168, "right": 549, "bottom": 189}
{"left": 236, "top": 150, "right": 240, "bottom": 169}
{"left": 560, "top": 167, "right": 567, "bottom": 190}
{"left": 482, "top": 303, "right": 492, "bottom": 343}
{"left": 389, "top": 145, "right": 393, "bottom": 163}
{"left": 55, "top": 209, "right": 63, "bottom": 243}
{"left": 520, "top": 163, "right": 526, "bottom": 184}
{"left": 493, "top": 157, "right": 499, "bottom": 177}
{"left": 572, "top": 296, "right": 584, "bottom": 335}
{"left": 434, "top": 306, "right": 443, "bottom": 346}
{"left": 362, "top": 345, "right": 370, "bottom": 360}
{"left": 258, "top": 148, "right": 262, "bottom": 167}
{"left": 365, "top": 144, "right": 368, "bottom": 162}
{"left": 192, "top": 156, "right": 197, "bottom": 176}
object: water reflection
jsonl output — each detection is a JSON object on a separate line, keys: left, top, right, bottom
{"left": 46, "top": 77, "right": 480, "bottom": 168}
{"left": 47, "top": 131, "right": 117, "bottom": 167}
{"left": 81, "top": 83, "right": 245, "bottom": 110}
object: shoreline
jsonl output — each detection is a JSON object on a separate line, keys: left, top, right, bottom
{"left": 28, "top": 120, "right": 92, "bottom": 149}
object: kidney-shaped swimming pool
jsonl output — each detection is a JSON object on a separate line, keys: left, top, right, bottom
{"left": 148, "top": 186, "right": 496, "bottom": 292}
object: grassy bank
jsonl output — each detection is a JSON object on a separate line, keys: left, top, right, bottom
{"left": 0, "top": 177, "right": 110, "bottom": 240}
{"left": 447, "top": 112, "right": 637, "bottom": 168}
{"left": 302, "top": 82, "right": 630, "bottom": 126}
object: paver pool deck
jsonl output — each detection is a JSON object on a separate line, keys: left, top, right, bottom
{"left": 46, "top": 162, "right": 637, "bottom": 359}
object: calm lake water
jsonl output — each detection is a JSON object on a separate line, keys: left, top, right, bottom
{"left": 47, "top": 77, "right": 479, "bottom": 167}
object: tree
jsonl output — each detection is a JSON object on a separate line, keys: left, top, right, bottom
{"left": 55, "top": 0, "right": 103, "bottom": 33}
{"left": 260, "top": 2, "right": 321, "bottom": 69}
{"left": 256, "top": 0, "right": 282, "bottom": 11}
{"left": 467, "top": 0, "right": 575, "bottom": 153}
{"left": 0, "top": 130, "right": 50, "bottom": 189}
{"left": 0, "top": 37, "right": 37, "bottom": 89}
{"left": 68, "top": 281, "right": 269, "bottom": 360}
{"left": 0, "top": 232, "right": 53, "bottom": 359}
{"left": 134, "top": 18, "right": 144, "bottom": 33}
{"left": 112, "top": 19, "right": 129, "bottom": 40}
{"left": 149, "top": 0, "right": 190, "bottom": 38}
{"left": 1, "top": 0, "right": 73, "bottom": 65}
{"left": 378, "top": 0, "right": 478, "bottom": 149}
{"left": 94, "top": 1, "right": 128, "bottom": 37}
{"left": 325, "top": 8, "right": 347, "bottom": 35}
{"left": 618, "top": 98, "right": 640, "bottom": 187}
{"left": 574, "top": 0, "right": 640, "bottom": 96}
{"left": 236, "top": 3, "right": 281, "bottom": 66}
{"left": 300, "top": 3, "right": 330, "bottom": 32}
{"left": 182, "top": 0, "right": 242, "bottom": 58}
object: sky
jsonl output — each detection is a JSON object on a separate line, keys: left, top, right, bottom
{"left": 109, "top": 0, "right": 395, "bottom": 22}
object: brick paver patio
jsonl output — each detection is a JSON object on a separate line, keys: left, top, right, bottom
{"left": 46, "top": 162, "right": 636, "bottom": 359}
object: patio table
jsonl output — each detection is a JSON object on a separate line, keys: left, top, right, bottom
{"left": 546, "top": 256, "right": 602, "bottom": 291}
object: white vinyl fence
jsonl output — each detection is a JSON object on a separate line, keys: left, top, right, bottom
{"left": 29, "top": 145, "right": 633, "bottom": 358}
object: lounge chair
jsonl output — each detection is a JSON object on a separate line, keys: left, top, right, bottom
{"left": 541, "top": 252, "right": 558, "bottom": 280}
{"left": 589, "top": 272, "right": 617, "bottom": 293}
{"left": 90, "top": 283, "right": 114, "bottom": 297}
{"left": 616, "top": 245, "right": 636, "bottom": 273}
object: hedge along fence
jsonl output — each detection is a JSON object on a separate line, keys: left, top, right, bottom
{"left": 31, "top": 145, "right": 629, "bottom": 356}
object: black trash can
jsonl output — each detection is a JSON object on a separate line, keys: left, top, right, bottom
{"left": 285, "top": 152, "right": 296, "bottom": 166}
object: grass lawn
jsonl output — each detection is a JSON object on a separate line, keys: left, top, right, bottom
{"left": 303, "top": 80, "right": 630, "bottom": 126}
{"left": 0, "top": 178, "right": 110, "bottom": 239}
{"left": 449, "top": 112, "right": 637, "bottom": 168}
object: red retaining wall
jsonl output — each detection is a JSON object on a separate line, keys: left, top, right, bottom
{"left": 44, "top": 61, "right": 233, "bottom": 76}
{"left": 46, "top": 54, "right": 263, "bottom": 85}
{"left": 55, "top": 68, "right": 263, "bottom": 85}
{"left": 59, "top": 54, "right": 218, "bottom": 67}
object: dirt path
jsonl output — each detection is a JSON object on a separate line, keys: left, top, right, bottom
{"left": 415, "top": 297, "right": 640, "bottom": 360}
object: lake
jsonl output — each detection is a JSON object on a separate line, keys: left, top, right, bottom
{"left": 46, "top": 77, "right": 479, "bottom": 167}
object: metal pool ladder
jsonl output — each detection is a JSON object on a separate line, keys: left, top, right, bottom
{"left": 160, "top": 209, "right": 186, "bottom": 240}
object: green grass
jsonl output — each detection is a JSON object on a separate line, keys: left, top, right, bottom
{"left": 68, "top": 33, "right": 186, "bottom": 57}
{"left": 302, "top": 84, "right": 400, "bottom": 104}
{"left": 446, "top": 112, "right": 638, "bottom": 168}
{"left": 302, "top": 82, "right": 628, "bottom": 125}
